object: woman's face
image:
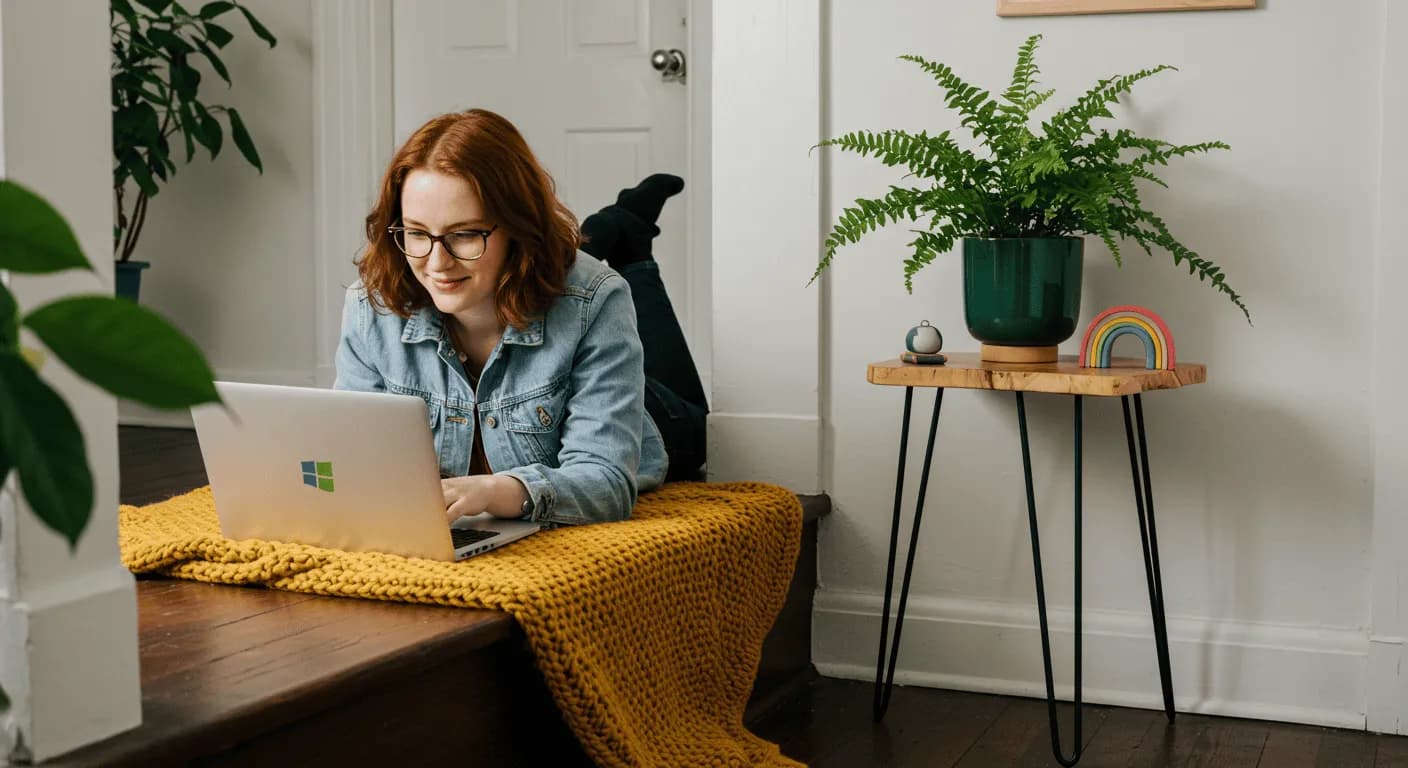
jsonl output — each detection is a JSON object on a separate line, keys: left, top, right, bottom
{"left": 399, "top": 169, "right": 509, "bottom": 319}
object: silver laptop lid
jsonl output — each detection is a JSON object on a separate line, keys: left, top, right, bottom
{"left": 191, "top": 382, "right": 456, "bottom": 561}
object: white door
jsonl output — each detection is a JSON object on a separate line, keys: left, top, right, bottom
{"left": 392, "top": 0, "right": 691, "bottom": 327}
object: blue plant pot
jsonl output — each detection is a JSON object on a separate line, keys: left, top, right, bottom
{"left": 115, "top": 260, "right": 150, "bottom": 302}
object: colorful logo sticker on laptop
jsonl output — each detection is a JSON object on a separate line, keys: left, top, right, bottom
{"left": 301, "top": 460, "right": 334, "bottom": 492}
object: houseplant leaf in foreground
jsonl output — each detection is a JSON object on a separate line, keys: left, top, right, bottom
{"left": 24, "top": 296, "right": 220, "bottom": 409}
{"left": 0, "top": 181, "right": 92, "bottom": 274}
{"left": 0, "top": 281, "right": 16, "bottom": 352}
{"left": 0, "top": 353, "right": 93, "bottom": 548}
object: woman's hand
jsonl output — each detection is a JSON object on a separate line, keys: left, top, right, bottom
{"left": 442, "top": 474, "right": 530, "bottom": 522}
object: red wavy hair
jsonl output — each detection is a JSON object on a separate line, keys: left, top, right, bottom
{"left": 357, "top": 109, "right": 580, "bottom": 328}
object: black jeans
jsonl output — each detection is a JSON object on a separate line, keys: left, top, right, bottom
{"left": 617, "top": 261, "right": 708, "bottom": 482}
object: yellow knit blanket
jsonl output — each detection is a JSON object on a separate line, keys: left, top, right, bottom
{"left": 119, "top": 481, "right": 804, "bottom": 768}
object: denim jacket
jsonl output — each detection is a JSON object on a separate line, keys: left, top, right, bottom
{"left": 334, "top": 253, "right": 668, "bottom": 525}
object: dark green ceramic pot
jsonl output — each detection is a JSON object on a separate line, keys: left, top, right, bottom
{"left": 115, "top": 260, "right": 150, "bottom": 302}
{"left": 962, "top": 237, "right": 1083, "bottom": 346}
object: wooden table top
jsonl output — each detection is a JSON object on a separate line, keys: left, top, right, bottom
{"left": 868, "top": 353, "right": 1206, "bottom": 397}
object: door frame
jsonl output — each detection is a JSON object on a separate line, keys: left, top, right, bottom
{"left": 311, "top": 0, "right": 713, "bottom": 395}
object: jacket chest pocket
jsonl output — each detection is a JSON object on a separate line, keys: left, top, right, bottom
{"left": 494, "top": 381, "right": 569, "bottom": 467}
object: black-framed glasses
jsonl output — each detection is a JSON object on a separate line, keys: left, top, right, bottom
{"left": 387, "top": 224, "right": 498, "bottom": 261}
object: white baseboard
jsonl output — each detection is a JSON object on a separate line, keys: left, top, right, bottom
{"left": 1367, "top": 635, "right": 1406, "bottom": 734}
{"left": 1, "top": 566, "right": 141, "bottom": 762}
{"left": 118, "top": 368, "right": 318, "bottom": 428}
{"left": 706, "top": 412, "right": 821, "bottom": 493}
{"left": 813, "top": 589, "right": 1368, "bottom": 730}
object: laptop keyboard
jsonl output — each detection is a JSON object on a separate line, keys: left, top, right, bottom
{"left": 451, "top": 527, "right": 500, "bottom": 549}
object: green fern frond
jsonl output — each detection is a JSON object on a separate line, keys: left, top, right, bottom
{"left": 810, "top": 187, "right": 928, "bottom": 285}
{"left": 903, "top": 228, "right": 960, "bottom": 293}
{"left": 1128, "top": 167, "right": 1169, "bottom": 188}
{"left": 816, "top": 129, "right": 973, "bottom": 183}
{"left": 1045, "top": 65, "right": 1177, "bottom": 142}
{"left": 1131, "top": 139, "right": 1230, "bottom": 170}
{"left": 1025, "top": 88, "right": 1056, "bottom": 113}
{"left": 1144, "top": 223, "right": 1249, "bottom": 322}
{"left": 899, "top": 54, "right": 1006, "bottom": 146}
{"left": 1001, "top": 34, "right": 1043, "bottom": 107}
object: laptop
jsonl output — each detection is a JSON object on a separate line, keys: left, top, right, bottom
{"left": 190, "top": 381, "right": 539, "bottom": 561}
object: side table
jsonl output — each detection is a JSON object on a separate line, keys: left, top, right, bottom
{"left": 866, "top": 353, "right": 1207, "bottom": 767}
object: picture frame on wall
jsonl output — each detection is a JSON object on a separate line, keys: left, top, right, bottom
{"left": 997, "top": 0, "right": 1255, "bottom": 16}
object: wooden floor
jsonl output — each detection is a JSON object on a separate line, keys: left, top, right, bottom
{"left": 753, "top": 678, "right": 1408, "bottom": 767}
{"left": 119, "top": 426, "right": 210, "bottom": 506}
{"left": 118, "top": 427, "right": 1408, "bottom": 768}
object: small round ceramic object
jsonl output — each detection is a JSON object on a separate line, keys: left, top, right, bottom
{"left": 905, "top": 320, "right": 943, "bottom": 354}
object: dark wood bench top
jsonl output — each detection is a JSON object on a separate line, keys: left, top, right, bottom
{"left": 50, "top": 580, "right": 516, "bottom": 767}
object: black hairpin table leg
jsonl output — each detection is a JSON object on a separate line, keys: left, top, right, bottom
{"left": 1123, "top": 393, "right": 1176, "bottom": 722}
{"left": 873, "top": 386, "right": 944, "bottom": 721}
{"left": 1016, "top": 392, "right": 1084, "bottom": 767}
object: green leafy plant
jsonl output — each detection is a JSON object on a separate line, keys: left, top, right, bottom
{"left": 0, "top": 180, "right": 221, "bottom": 548}
{"left": 111, "top": 0, "right": 277, "bottom": 263}
{"left": 812, "top": 34, "right": 1248, "bottom": 322}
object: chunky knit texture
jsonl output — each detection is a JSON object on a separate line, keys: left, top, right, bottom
{"left": 119, "top": 482, "right": 803, "bottom": 768}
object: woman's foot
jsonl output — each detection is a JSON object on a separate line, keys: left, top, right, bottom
{"left": 580, "top": 173, "right": 684, "bottom": 269}
{"left": 614, "top": 173, "right": 684, "bottom": 235}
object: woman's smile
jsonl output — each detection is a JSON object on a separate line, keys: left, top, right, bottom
{"left": 429, "top": 275, "right": 469, "bottom": 292}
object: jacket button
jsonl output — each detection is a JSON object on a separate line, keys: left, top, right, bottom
{"left": 484, "top": 415, "right": 497, "bottom": 429}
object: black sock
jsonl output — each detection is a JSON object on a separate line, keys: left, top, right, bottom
{"left": 614, "top": 173, "right": 684, "bottom": 232}
{"left": 581, "top": 174, "right": 685, "bottom": 269}
{"left": 580, "top": 207, "right": 656, "bottom": 269}
{"left": 579, "top": 209, "right": 620, "bottom": 261}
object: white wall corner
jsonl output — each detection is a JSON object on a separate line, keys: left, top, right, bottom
{"left": 312, "top": 0, "right": 394, "bottom": 388}
{"left": 1368, "top": 0, "right": 1408, "bottom": 736}
{"left": 0, "top": 2, "right": 142, "bottom": 761}
{"left": 709, "top": 0, "right": 824, "bottom": 494}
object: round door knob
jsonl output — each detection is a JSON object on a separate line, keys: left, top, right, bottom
{"left": 650, "top": 48, "right": 686, "bottom": 80}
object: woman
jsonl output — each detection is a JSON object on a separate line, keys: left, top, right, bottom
{"left": 334, "top": 108, "right": 707, "bottom": 527}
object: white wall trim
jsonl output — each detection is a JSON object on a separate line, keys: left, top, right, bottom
{"left": 1369, "top": 0, "right": 1408, "bottom": 737}
{"left": 709, "top": 0, "right": 823, "bottom": 492}
{"left": 311, "top": 0, "right": 394, "bottom": 388}
{"left": 814, "top": 589, "right": 1369, "bottom": 730}
{"left": 685, "top": 0, "right": 713, "bottom": 403}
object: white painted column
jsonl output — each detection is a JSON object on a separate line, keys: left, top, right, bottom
{"left": 708, "top": 0, "right": 824, "bottom": 493}
{"left": 0, "top": 1, "right": 142, "bottom": 762}
{"left": 312, "top": 0, "right": 394, "bottom": 387}
{"left": 1369, "top": 0, "right": 1408, "bottom": 737}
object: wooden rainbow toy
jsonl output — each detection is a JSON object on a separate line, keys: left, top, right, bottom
{"left": 1078, "top": 305, "right": 1177, "bottom": 370}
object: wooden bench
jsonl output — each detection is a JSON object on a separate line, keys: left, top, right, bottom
{"left": 54, "top": 429, "right": 824, "bottom": 766}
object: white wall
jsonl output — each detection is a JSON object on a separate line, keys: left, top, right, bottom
{"left": 122, "top": 0, "right": 316, "bottom": 426}
{"left": 810, "top": 2, "right": 1389, "bottom": 728}
{"left": 1, "top": 1, "right": 141, "bottom": 760}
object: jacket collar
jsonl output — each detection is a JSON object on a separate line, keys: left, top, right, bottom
{"left": 401, "top": 307, "right": 544, "bottom": 347}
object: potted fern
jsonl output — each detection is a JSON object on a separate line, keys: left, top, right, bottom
{"left": 813, "top": 35, "right": 1248, "bottom": 362}
{"left": 111, "top": 0, "right": 276, "bottom": 301}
